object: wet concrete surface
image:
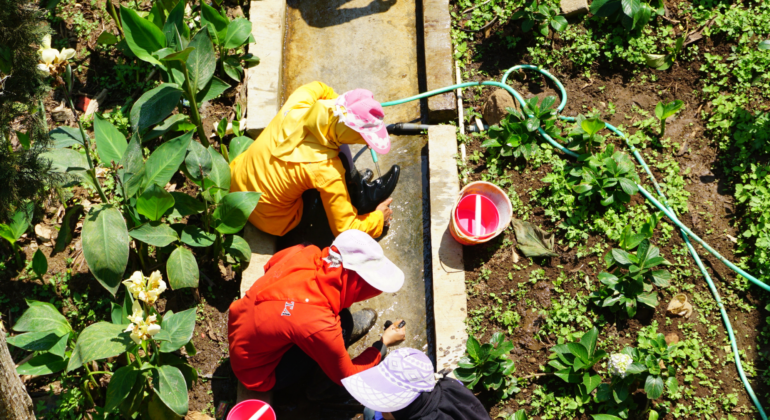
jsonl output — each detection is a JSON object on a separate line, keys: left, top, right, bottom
{"left": 274, "top": 0, "right": 430, "bottom": 418}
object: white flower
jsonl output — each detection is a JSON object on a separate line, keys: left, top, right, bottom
{"left": 607, "top": 353, "right": 634, "bottom": 378}
{"left": 127, "top": 300, "right": 144, "bottom": 325}
{"left": 124, "top": 305, "right": 162, "bottom": 345}
{"left": 121, "top": 270, "right": 166, "bottom": 305}
{"left": 123, "top": 271, "right": 145, "bottom": 300}
{"left": 37, "top": 35, "right": 75, "bottom": 77}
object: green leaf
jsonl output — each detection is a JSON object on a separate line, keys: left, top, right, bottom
{"left": 201, "top": 147, "right": 230, "bottom": 199}
{"left": 50, "top": 126, "right": 86, "bottom": 148}
{"left": 31, "top": 248, "right": 48, "bottom": 277}
{"left": 185, "top": 140, "right": 212, "bottom": 181}
{"left": 567, "top": 342, "right": 589, "bottom": 363}
{"left": 759, "top": 40, "right": 770, "bottom": 50}
{"left": 167, "top": 247, "right": 199, "bottom": 289}
{"left": 453, "top": 367, "right": 477, "bottom": 384}
{"left": 644, "top": 375, "right": 664, "bottom": 399}
{"left": 144, "top": 114, "right": 190, "bottom": 142}
{"left": 224, "top": 18, "right": 252, "bottom": 49}
{"left": 644, "top": 53, "right": 668, "bottom": 69}
{"left": 581, "top": 118, "right": 605, "bottom": 136}
{"left": 153, "top": 365, "right": 189, "bottom": 415}
{"left": 180, "top": 225, "right": 216, "bottom": 247}
{"left": 137, "top": 184, "right": 176, "bottom": 221}
{"left": 200, "top": 2, "right": 228, "bottom": 43}
{"left": 97, "top": 31, "right": 120, "bottom": 45}
{"left": 212, "top": 191, "right": 261, "bottom": 234}
{"left": 169, "top": 192, "right": 205, "bottom": 217}
{"left": 665, "top": 376, "right": 678, "bottom": 394}
{"left": 144, "top": 131, "right": 193, "bottom": 188}
{"left": 555, "top": 368, "right": 581, "bottom": 383}
{"left": 655, "top": 100, "right": 684, "bottom": 120}
{"left": 94, "top": 114, "right": 128, "bottom": 166}
{"left": 16, "top": 353, "right": 67, "bottom": 376}
{"left": 155, "top": 308, "right": 196, "bottom": 352}
{"left": 611, "top": 248, "right": 635, "bottom": 265}
{"left": 105, "top": 365, "right": 140, "bottom": 413}
{"left": 467, "top": 336, "right": 481, "bottom": 360}
{"left": 162, "top": 0, "right": 189, "bottom": 48}
{"left": 580, "top": 327, "right": 598, "bottom": 357}
{"left": 16, "top": 131, "right": 30, "bottom": 149}
{"left": 650, "top": 269, "right": 671, "bottom": 287}
{"left": 39, "top": 148, "right": 88, "bottom": 174}
{"left": 618, "top": 177, "right": 638, "bottom": 195}
{"left": 592, "top": 415, "right": 623, "bottom": 420}
{"left": 118, "top": 133, "right": 144, "bottom": 197}
{"left": 228, "top": 136, "right": 253, "bottom": 161}
{"left": 7, "top": 330, "right": 67, "bottom": 352}
{"left": 120, "top": 6, "right": 166, "bottom": 66}
{"left": 129, "top": 222, "right": 179, "bottom": 247}
{"left": 551, "top": 15, "right": 568, "bottom": 32}
{"left": 54, "top": 204, "right": 83, "bottom": 253}
{"left": 583, "top": 372, "right": 602, "bottom": 394}
{"left": 12, "top": 300, "right": 70, "bottom": 333}
{"left": 67, "top": 322, "right": 134, "bottom": 371}
{"left": 626, "top": 362, "right": 647, "bottom": 374}
{"left": 196, "top": 76, "right": 230, "bottom": 104}
{"left": 186, "top": 27, "right": 216, "bottom": 92}
{"left": 648, "top": 411, "right": 659, "bottom": 420}
{"left": 222, "top": 57, "right": 243, "bottom": 82}
{"left": 82, "top": 205, "right": 130, "bottom": 296}
{"left": 130, "top": 83, "right": 184, "bottom": 134}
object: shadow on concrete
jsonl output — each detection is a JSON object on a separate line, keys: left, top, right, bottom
{"left": 287, "top": 0, "right": 398, "bottom": 28}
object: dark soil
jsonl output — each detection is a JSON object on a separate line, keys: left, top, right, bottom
{"left": 453, "top": 5, "right": 769, "bottom": 420}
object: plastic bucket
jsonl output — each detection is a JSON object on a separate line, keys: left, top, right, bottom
{"left": 450, "top": 181, "right": 512, "bottom": 246}
{"left": 227, "top": 400, "right": 276, "bottom": 420}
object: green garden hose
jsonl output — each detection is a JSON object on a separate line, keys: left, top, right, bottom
{"left": 380, "top": 65, "right": 769, "bottom": 419}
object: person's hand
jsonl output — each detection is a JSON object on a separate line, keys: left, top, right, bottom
{"left": 376, "top": 198, "right": 393, "bottom": 226}
{"left": 382, "top": 319, "right": 406, "bottom": 346}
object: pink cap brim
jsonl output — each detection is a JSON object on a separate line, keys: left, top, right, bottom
{"left": 360, "top": 126, "right": 391, "bottom": 155}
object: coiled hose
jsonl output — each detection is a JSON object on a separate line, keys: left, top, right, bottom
{"left": 379, "top": 64, "right": 768, "bottom": 419}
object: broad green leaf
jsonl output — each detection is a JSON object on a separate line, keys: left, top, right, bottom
{"left": 611, "top": 248, "right": 635, "bottom": 265}
{"left": 626, "top": 362, "right": 647, "bottom": 374}
{"left": 94, "top": 114, "right": 128, "bottom": 166}
{"left": 32, "top": 249, "right": 48, "bottom": 277}
{"left": 201, "top": 147, "right": 231, "bottom": 201}
{"left": 644, "top": 375, "right": 664, "bottom": 399}
{"left": 118, "top": 133, "right": 144, "bottom": 199}
{"left": 650, "top": 269, "right": 671, "bottom": 287}
{"left": 550, "top": 15, "right": 568, "bottom": 32}
{"left": 13, "top": 300, "right": 70, "bottom": 333}
{"left": 155, "top": 308, "right": 196, "bottom": 352}
{"left": 97, "top": 31, "right": 119, "bottom": 45}
{"left": 162, "top": 0, "right": 189, "bottom": 48}
{"left": 618, "top": 177, "right": 638, "bottom": 195}
{"left": 130, "top": 83, "right": 184, "bottom": 134}
{"left": 583, "top": 372, "right": 602, "bottom": 394}
{"left": 567, "top": 342, "right": 589, "bottom": 363}
{"left": 223, "top": 18, "right": 252, "bottom": 49}
{"left": 196, "top": 76, "right": 230, "bottom": 104}
{"left": 648, "top": 411, "right": 659, "bottom": 420}
{"left": 7, "top": 330, "right": 67, "bottom": 352}
{"left": 67, "top": 322, "right": 134, "bottom": 371}
{"left": 186, "top": 27, "right": 216, "bottom": 92}
{"left": 39, "top": 148, "right": 88, "bottom": 173}
{"left": 144, "top": 114, "right": 190, "bottom": 142}
{"left": 621, "top": 0, "right": 640, "bottom": 17}
{"left": 200, "top": 2, "right": 228, "bottom": 43}
{"left": 466, "top": 336, "right": 481, "bottom": 361}
{"left": 16, "top": 353, "right": 67, "bottom": 376}
{"left": 82, "top": 205, "right": 130, "bottom": 296}
{"left": 167, "top": 247, "right": 199, "bottom": 289}
{"left": 153, "top": 365, "right": 189, "bottom": 415}
{"left": 513, "top": 410, "right": 528, "bottom": 420}
{"left": 228, "top": 136, "right": 253, "bottom": 161}
{"left": 54, "top": 204, "right": 83, "bottom": 253}
{"left": 120, "top": 6, "right": 165, "bottom": 66}
{"left": 180, "top": 225, "right": 216, "bottom": 247}
{"left": 655, "top": 100, "right": 684, "bottom": 120}
{"left": 581, "top": 118, "right": 605, "bottom": 136}
{"left": 212, "top": 191, "right": 261, "bottom": 234}
{"left": 637, "top": 291, "right": 658, "bottom": 308}
{"left": 579, "top": 327, "right": 598, "bottom": 357}
{"left": 105, "top": 365, "right": 141, "bottom": 413}
{"left": 555, "top": 368, "right": 581, "bottom": 383}
{"left": 644, "top": 53, "right": 668, "bottom": 69}
{"left": 144, "top": 131, "right": 193, "bottom": 188}
{"left": 159, "top": 47, "right": 194, "bottom": 63}
{"left": 665, "top": 376, "right": 679, "bottom": 394}
{"left": 129, "top": 222, "right": 179, "bottom": 247}
{"left": 760, "top": 40, "right": 770, "bottom": 50}
{"left": 453, "top": 367, "right": 477, "bottom": 384}
{"left": 137, "top": 184, "right": 175, "bottom": 221}
{"left": 222, "top": 57, "right": 243, "bottom": 82}
{"left": 169, "top": 192, "right": 205, "bottom": 217}
{"left": 185, "top": 141, "right": 212, "bottom": 181}
{"left": 50, "top": 126, "right": 86, "bottom": 148}
{"left": 592, "top": 415, "right": 623, "bottom": 420}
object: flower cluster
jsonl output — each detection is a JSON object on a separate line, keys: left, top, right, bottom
{"left": 607, "top": 353, "right": 634, "bottom": 378}
{"left": 125, "top": 301, "right": 161, "bottom": 345}
{"left": 123, "top": 270, "right": 167, "bottom": 305}
{"left": 37, "top": 35, "right": 75, "bottom": 80}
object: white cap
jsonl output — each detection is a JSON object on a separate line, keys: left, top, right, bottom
{"left": 327, "top": 230, "right": 404, "bottom": 293}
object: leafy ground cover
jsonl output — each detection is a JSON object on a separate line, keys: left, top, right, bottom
{"left": 451, "top": 0, "right": 770, "bottom": 418}
{"left": 1, "top": 0, "right": 253, "bottom": 417}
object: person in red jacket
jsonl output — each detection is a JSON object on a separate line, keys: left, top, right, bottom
{"left": 228, "top": 229, "right": 407, "bottom": 400}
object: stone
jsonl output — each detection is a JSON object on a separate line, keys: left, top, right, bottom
{"left": 482, "top": 89, "right": 516, "bottom": 127}
{"left": 35, "top": 224, "right": 55, "bottom": 242}
{"left": 423, "top": 0, "right": 457, "bottom": 122}
{"left": 560, "top": 0, "right": 589, "bottom": 16}
{"left": 428, "top": 126, "right": 467, "bottom": 374}
{"left": 665, "top": 332, "right": 680, "bottom": 345}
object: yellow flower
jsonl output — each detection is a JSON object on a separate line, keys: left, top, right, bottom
{"left": 37, "top": 35, "right": 75, "bottom": 77}
{"left": 121, "top": 271, "right": 166, "bottom": 305}
{"left": 124, "top": 305, "right": 162, "bottom": 345}
{"left": 122, "top": 271, "right": 145, "bottom": 300}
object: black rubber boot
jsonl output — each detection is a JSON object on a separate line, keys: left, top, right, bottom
{"left": 357, "top": 165, "right": 400, "bottom": 214}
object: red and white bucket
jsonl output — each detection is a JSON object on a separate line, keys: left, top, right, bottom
{"left": 449, "top": 181, "right": 512, "bottom": 245}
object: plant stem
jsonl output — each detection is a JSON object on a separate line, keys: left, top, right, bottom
{"left": 180, "top": 64, "right": 210, "bottom": 147}
{"left": 38, "top": 97, "right": 48, "bottom": 133}
{"left": 660, "top": 119, "right": 666, "bottom": 138}
{"left": 12, "top": 243, "right": 23, "bottom": 267}
{"left": 81, "top": 382, "right": 96, "bottom": 408}
{"left": 88, "top": 371, "right": 113, "bottom": 376}
{"left": 106, "top": 0, "right": 124, "bottom": 38}
{"left": 82, "top": 362, "right": 100, "bottom": 389}
{"left": 64, "top": 93, "right": 109, "bottom": 203}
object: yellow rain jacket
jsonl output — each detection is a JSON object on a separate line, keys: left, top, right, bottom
{"left": 229, "top": 82, "right": 384, "bottom": 238}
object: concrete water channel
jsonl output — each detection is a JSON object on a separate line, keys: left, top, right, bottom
{"left": 240, "top": 0, "right": 466, "bottom": 417}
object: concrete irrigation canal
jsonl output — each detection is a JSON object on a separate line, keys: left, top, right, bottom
{"left": 239, "top": 0, "right": 467, "bottom": 418}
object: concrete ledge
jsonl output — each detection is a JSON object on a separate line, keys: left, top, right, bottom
{"left": 240, "top": 224, "right": 277, "bottom": 298}
{"left": 428, "top": 126, "right": 467, "bottom": 372}
{"left": 245, "top": 0, "right": 286, "bottom": 134}
{"left": 423, "top": 0, "right": 457, "bottom": 123}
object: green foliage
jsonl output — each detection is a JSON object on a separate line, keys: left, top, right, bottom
{"left": 8, "top": 300, "right": 73, "bottom": 376}
{"left": 590, "top": 239, "right": 671, "bottom": 317}
{"left": 512, "top": 0, "right": 568, "bottom": 37}
{"left": 547, "top": 328, "right": 605, "bottom": 411}
{"left": 644, "top": 34, "right": 685, "bottom": 71}
{"left": 589, "top": 0, "right": 664, "bottom": 31}
{"left": 482, "top": 96, "right": 559, "bottom": 160}
{"left": 455, "top": 332, "right": 519, "bottom": 398}
{"left": 568, "top": 144, "right": 640, "bottom": 207}
{"left": 566, "top": 115, "right": 607, "bottom": 155}
{"left": 654, "top": 100, "right": 684, "bottom": 137}
{"left": 200, "top": 2, "right": 259, "bottom": 82}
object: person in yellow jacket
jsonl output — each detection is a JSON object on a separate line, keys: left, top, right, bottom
{"left": 229, "top": 82, "right": 400, "bottom": 249}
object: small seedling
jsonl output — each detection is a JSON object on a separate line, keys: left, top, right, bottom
{"left": 32, "top": 248, "right": 48, "bottom": 279}
{"left": 654, "top": 100, "right": 684, "bottom": 137}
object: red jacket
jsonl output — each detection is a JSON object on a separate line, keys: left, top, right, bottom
{"left": 228, "top": 244, "right": 383, "bottom": 391}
